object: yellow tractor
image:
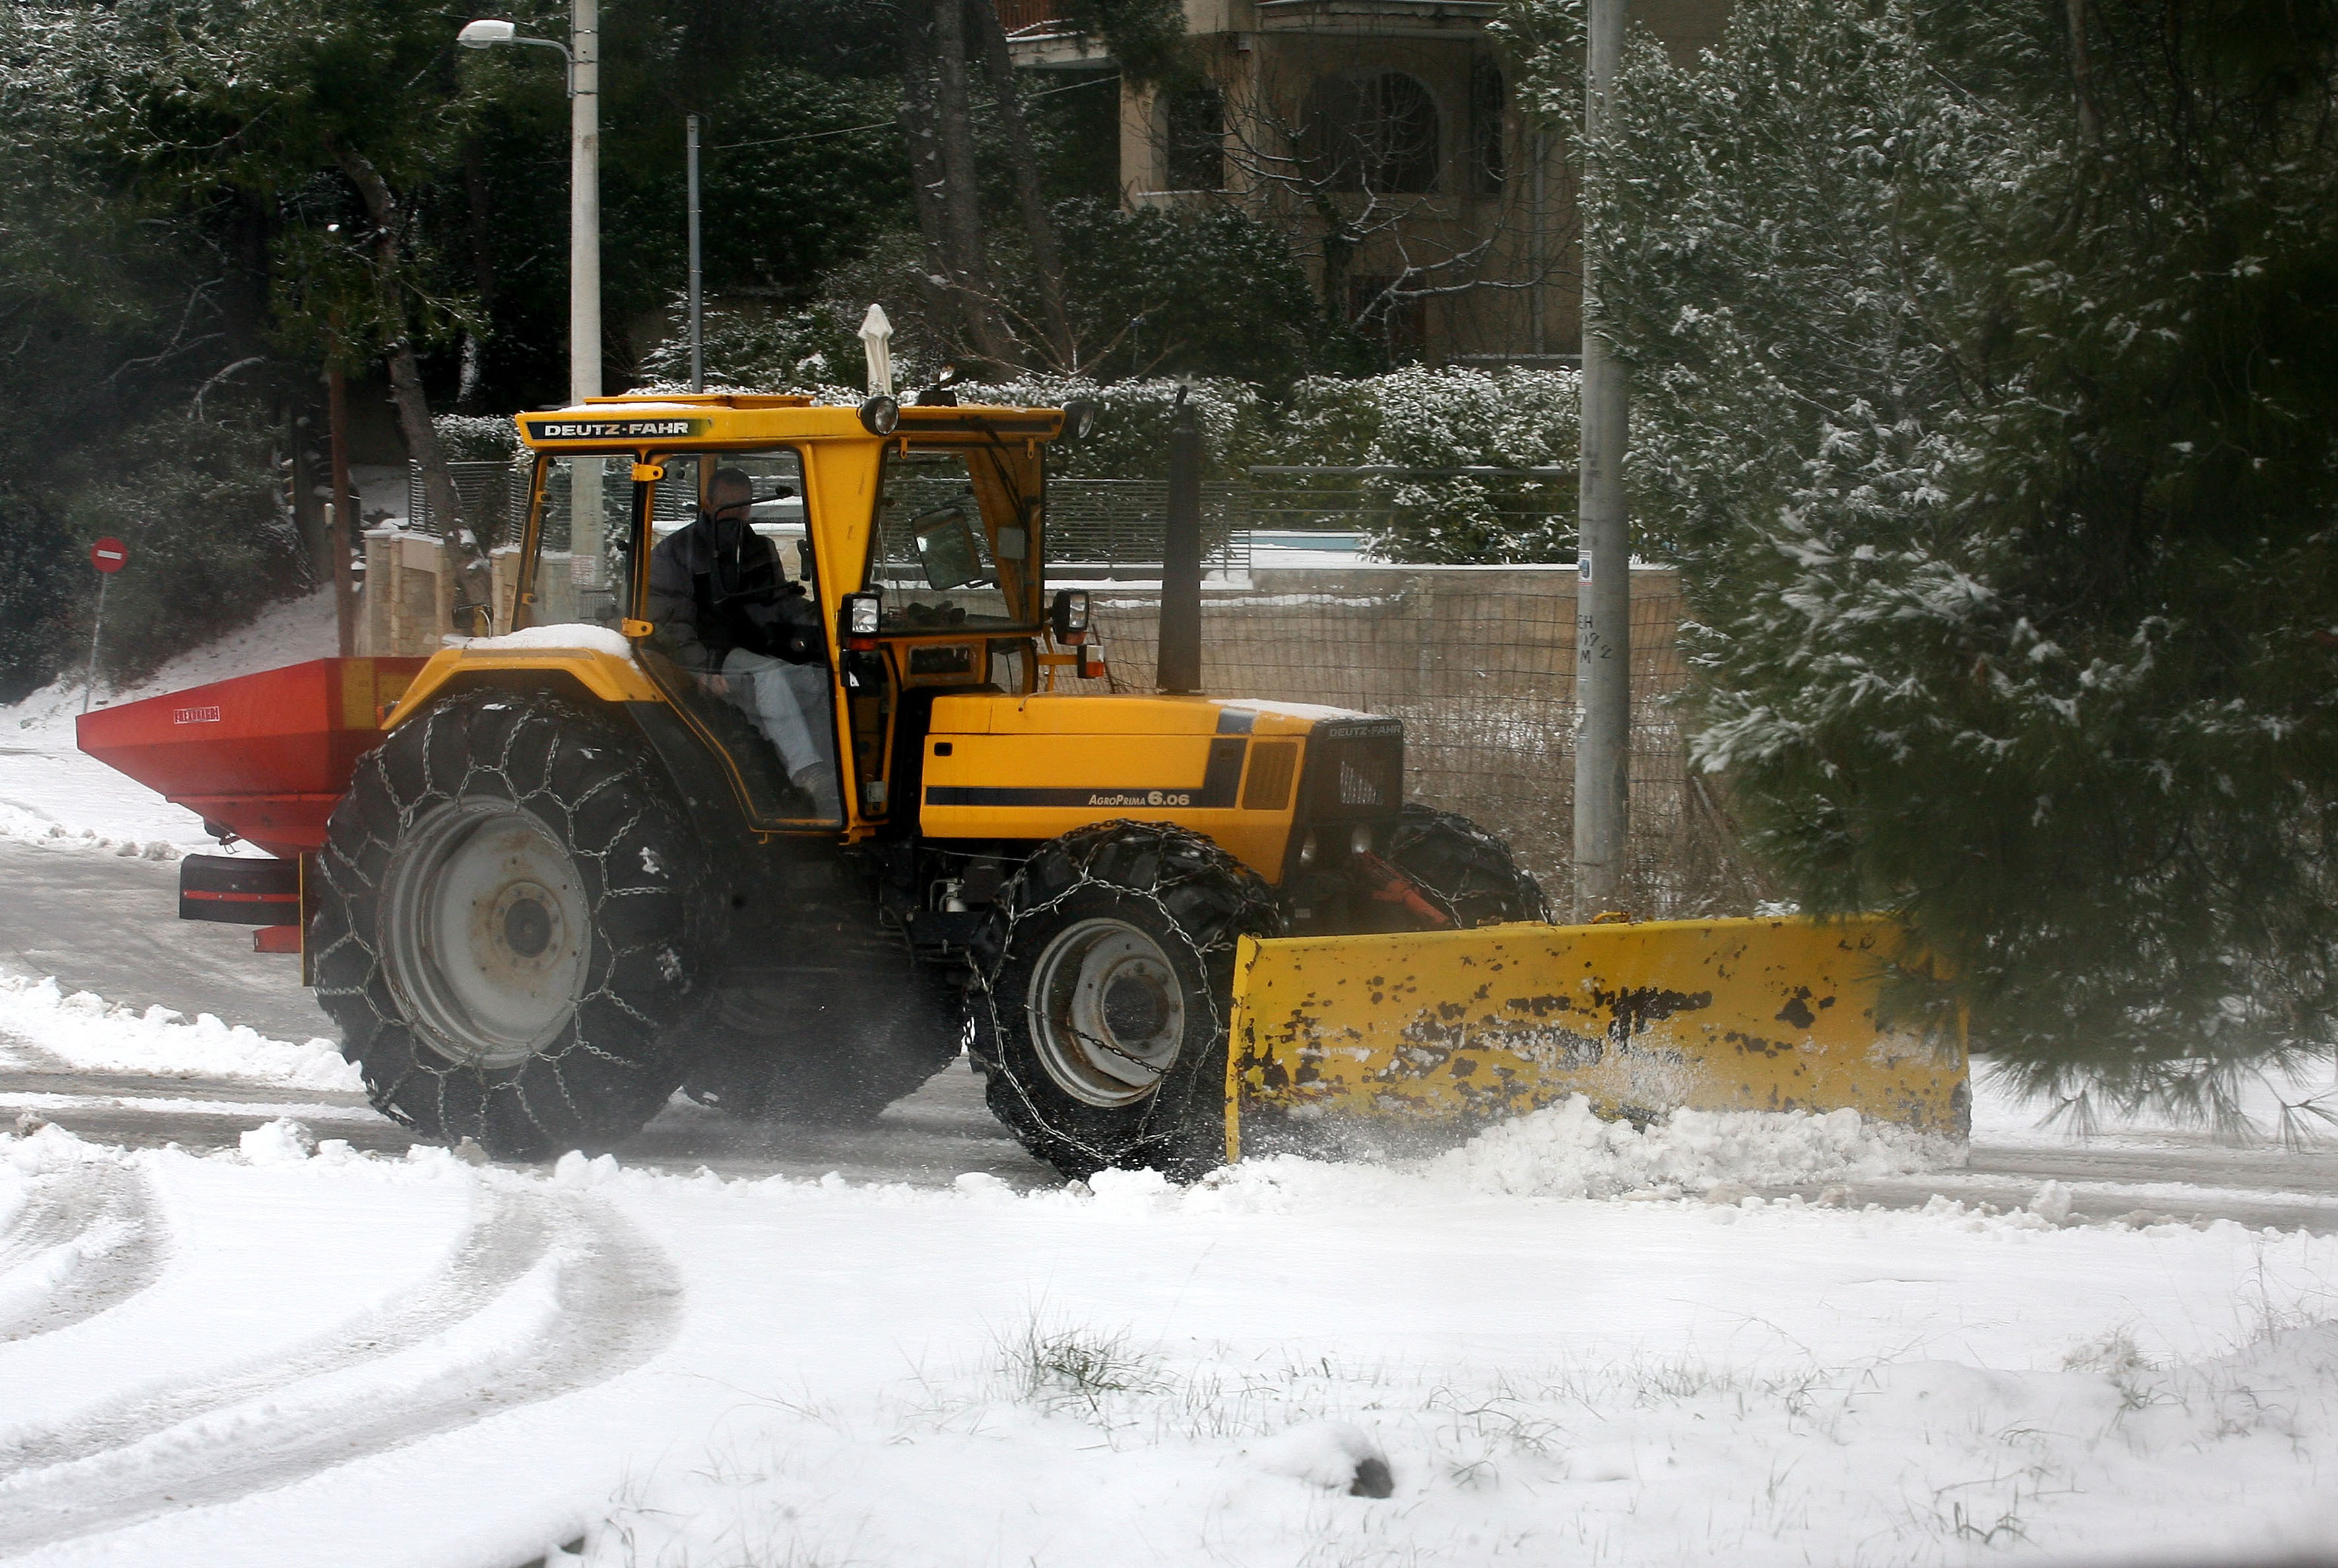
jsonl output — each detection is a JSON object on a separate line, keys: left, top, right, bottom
{"left": 80, "top": 391, "right": 1969, "bottom": 1178}
{"left": 302, "top": 391, "right": 1551, "bottom": 1176}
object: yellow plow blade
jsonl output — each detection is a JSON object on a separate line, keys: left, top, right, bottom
{"left": 1224, "top": 915, "right": 1968, "bottom": 1161}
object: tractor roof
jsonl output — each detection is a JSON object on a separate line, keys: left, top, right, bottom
{"left": 513, "top": 393, "right": 1066, "bottom": 453}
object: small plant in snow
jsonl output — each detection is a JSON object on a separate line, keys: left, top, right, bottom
{"left": 993, "top": 1315, "right": 1166, "bottom": 1421}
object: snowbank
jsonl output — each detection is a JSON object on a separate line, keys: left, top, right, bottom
{"left": 0, "top": 588, "right": 338, "bottom": 853}
{"left": 0, "top": 975, "right": 359, "bottom": 1091}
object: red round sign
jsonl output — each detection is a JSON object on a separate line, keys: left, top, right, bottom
{"left": 89, "top": 538, "right": 128, "bottom": 574}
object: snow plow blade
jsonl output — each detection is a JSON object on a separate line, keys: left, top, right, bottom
{"left": 1224, "top": 915, "right": 1967, "bottom": 1160}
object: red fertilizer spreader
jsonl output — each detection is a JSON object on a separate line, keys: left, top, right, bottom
{"left": 76, "top": 658, "right": 424, "bottom": 952}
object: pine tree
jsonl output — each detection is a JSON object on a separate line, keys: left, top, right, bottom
{"left": 1516, "top": 0, "right": 2338, "bottom": 1128}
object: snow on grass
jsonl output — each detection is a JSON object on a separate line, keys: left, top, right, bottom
{"left": 0, "top": 587, "right": 339, "bottom": 854}
{"left": 577, "top": 1166, "right": 2337, "bottom": 1568}
{"left": 1, "top": 1121, "right": 2333, "bottom": 1568}
{"left": 0, "top": 975, "right": 358, "bottom": 1091}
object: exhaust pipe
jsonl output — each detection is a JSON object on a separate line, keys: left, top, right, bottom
{"left": 1157, "top": 389, "right": 1204, "bottom": 694}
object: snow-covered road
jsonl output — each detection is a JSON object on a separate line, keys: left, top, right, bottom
{"left": 4, "top": 600, "right": 2337, "bottom": 1563}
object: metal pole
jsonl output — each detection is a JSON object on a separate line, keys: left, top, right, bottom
{"left": 82, "top": 573, "right": 108, "bottom": 715}
{"left": 567, "top": 0, "right": 606, "bottom": 613}
{"left": 1573, "top": 0, "right": 1631, "bottom": 918}
{"left": 569, "top": 0, "right": 601, "bottom": 406}
{"left": 686, "top": 114, "right": 703, "bottom": 393}
{"left": 1157, "top": 393, "right": 1204, "bottom": 694}
{"left": 326, "top": 362, "right": 358, "bottom": 657}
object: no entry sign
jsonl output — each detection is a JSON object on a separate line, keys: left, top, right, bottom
{"left": 89, "top": 538, "right": 128, "bottom": 574}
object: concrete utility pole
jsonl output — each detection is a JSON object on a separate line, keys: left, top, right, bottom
{"left": 1573, "top": 0, "right": 1632, "bottom": 919}
{"left": 570, "top": 0, "right": 601, "bottom": 407}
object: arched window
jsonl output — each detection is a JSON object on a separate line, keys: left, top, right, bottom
{"left": 1299, "top": 71, "right": 1441, "bottom": 194}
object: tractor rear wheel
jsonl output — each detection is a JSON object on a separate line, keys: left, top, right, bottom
{"left": 973, "top": 822, "right": 1280, "bottom": 1183}
{"left": 1375, "top": 805, "right": 1550, "bottom": 929}
{"left": 311, "top": 690, "right": 713, "bottom": 1160}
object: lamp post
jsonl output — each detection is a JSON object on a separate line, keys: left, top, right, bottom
{"left": 460, "top": 9, "right": 605, "bottom": 608}
{"left": 457, "top": 13, "right": 597, "bottom": 407}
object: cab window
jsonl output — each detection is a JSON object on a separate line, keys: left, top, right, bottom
{"left": 523, "top": 455, "right": 633, "bottom": 630}
{"left": 865, "top": 449, "right": 1023, "bottom": 629}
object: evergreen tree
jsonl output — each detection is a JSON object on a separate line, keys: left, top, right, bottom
{"left": 1515, "top": 0, "right": 2338, "bottom": 1128}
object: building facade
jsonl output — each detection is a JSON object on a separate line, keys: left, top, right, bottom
{"left": 1006, "top": 0, "right": 1729, "bottom": 366}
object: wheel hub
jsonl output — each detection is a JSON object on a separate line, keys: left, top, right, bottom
{"left": 1026, "top": 917, "right": 1186, "bottom": 1107}
{"left": 380, "top": 799, "right": 591, "bottom": 1071}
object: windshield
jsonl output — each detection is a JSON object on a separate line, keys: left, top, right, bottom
{"left": 864, "top": 449, "right": 1024, "bottom": 630}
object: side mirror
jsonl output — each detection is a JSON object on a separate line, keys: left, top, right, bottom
{"left": 841, "top": 589, "right": 883, "bottom": 643}
{"left": 1050, "top": 588, "right": 1090, "bottom": 643}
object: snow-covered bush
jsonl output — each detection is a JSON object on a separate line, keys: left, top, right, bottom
{"left": 430, "top": 413, "right": 519, "bottom": 462}
{"left": 1265, "top": 366, "right": 1580, "bottom": 562}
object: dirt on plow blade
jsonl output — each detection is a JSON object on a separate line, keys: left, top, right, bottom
{"left": 1224, "top": 916, "right": 1968, "bottom": 1161}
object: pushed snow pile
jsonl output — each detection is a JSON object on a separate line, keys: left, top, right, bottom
{"left": 460, "top": 624, "right": 636, "bottom": 661}
{"left": 1246, "top": 1421, "right": 1395, "bottom": 1497}
{"left": 1423, "top": 1095, "right": 1955, "bottom": 1198}
{"left": 0, "top": 976, "right": 360, "bottom": 1092}
{"left": 239, "top": 1117, "right": 318, "bottom": 1166}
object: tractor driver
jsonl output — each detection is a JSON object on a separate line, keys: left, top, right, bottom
{"left": 647, "top": 467, "right": 842, "bottom": 818}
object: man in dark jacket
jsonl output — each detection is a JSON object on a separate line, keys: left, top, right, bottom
{"left": 645, "top": 467, "right": 840, "bottom": 817}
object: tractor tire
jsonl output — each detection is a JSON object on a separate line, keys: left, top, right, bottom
{"left": 972, "top": 822, "right": 1281, "bottom": 1183}
{"left": 1377, "top": 805, "right": 1551, "bottom": 929}
{"left": 311, "top": 690, "right": 713, "bottom": 1160}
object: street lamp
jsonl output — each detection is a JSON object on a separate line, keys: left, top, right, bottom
{"left": 461, "top": 8, "right": 606, "bottom": 608}
{"left": 459, "top": 11, "right": 599, "bottom": 407}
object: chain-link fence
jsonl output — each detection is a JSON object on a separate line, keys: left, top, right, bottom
{"left": 1051, "top": 566, "right": 1760, "bottom": 919}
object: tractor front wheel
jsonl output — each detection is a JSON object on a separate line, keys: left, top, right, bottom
{"left": 973, "top": 822, "right": 1280, "bottom": 1183}
{"left": 311, "top": 691, "right": 713, "bottom": 1160}
{"left": 1372, "top": 805, "right": 1550, "bottom": 929}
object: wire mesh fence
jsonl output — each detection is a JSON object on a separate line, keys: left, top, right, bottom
{"left": 401, "top": 460, "right": 1751, "bottom": 913}
{"left": 1052, "top": 566, "right": 1760, "bottom": 919}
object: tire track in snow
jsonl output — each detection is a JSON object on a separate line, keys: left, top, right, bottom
{"left": 0, "top": 1160, "right": 162, "bottom": 1344}
{"left": 0, "top": 1183, "right": 678, "bottom": 1555}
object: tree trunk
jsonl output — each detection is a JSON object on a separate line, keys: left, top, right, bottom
{"left": 898, "top": 0, "right": 962, "bottom": 350}
{"left": 324, "top": 131, "right": 487, "bottom": 621}
{"left": 969, "top": 0, "right": 1075, "bottom": 371}
{"left": 2065, "top": 0, "right": 2100, "bottom": 149}
{"left": 930, "top": 0, "right": 1016, "bottom": 370}
{"left": 457, "top": 136, "right": 498, "bottom": 414}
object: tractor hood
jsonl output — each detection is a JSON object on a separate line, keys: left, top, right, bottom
{"left": 917, "top": 694, "right": 1402, "bottom": 880}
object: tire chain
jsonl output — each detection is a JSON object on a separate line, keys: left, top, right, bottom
{"left": 969, "top": 820, "right": 1282, "bottom": 1177}
{"left": 1387, "top": 804, "right": 1553, "bottom": 927}
{"left": 311, "top": 691, "right": 703, "bottom": 1153}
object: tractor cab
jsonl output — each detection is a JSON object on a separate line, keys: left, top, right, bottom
{"left": 479, "top": 393, "right": 1090, "bottom": 841}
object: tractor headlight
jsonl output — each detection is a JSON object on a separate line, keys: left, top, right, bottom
{"left": 844, "top": 591, "right": 883, "bottom": 637}
{"left": 1050, "top": 588, "right": 1090, "bottom": 641}
{"left": 858, "top": 395, "right": 900, "bottom": 436}
{"left": 1060, "top": 399, "right": 1099, "bottom": 443}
